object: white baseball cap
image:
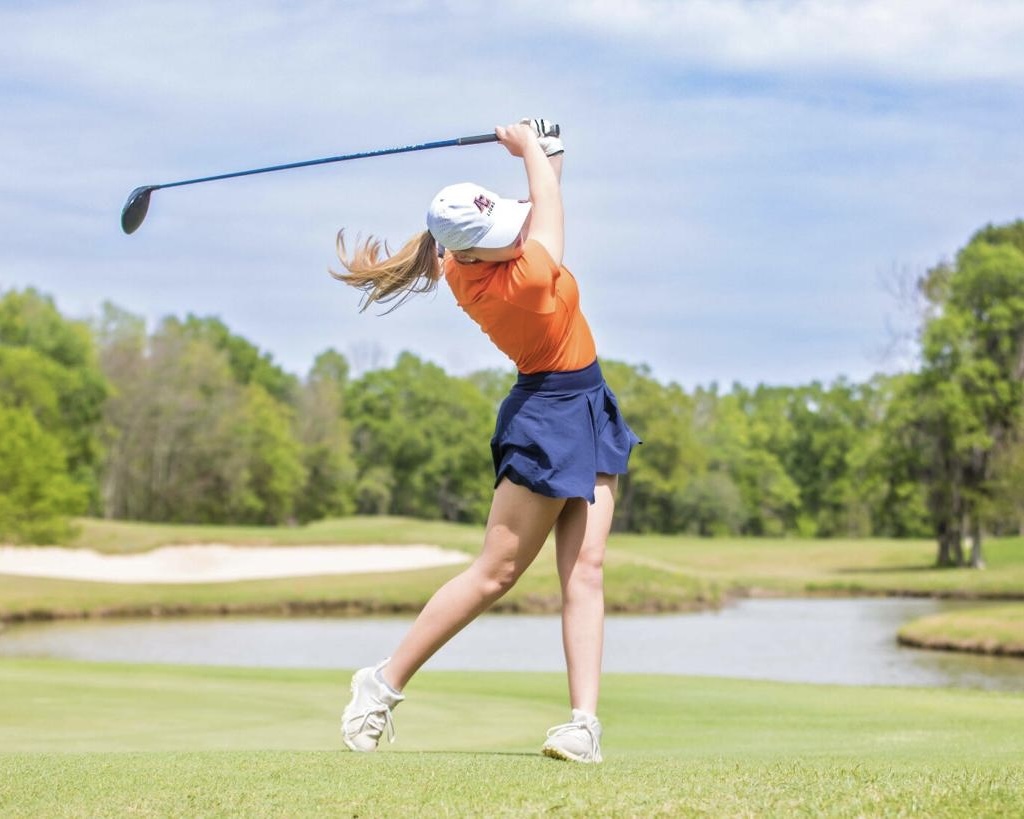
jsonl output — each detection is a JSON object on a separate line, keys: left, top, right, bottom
{"left": 426, "top": 183, "right": 531, "bottom": 252}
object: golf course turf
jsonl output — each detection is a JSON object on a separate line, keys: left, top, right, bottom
{"left": 3, "top": 519, "right": 1024, "bottom": 815}
{"left": 898, "top": 604, "right": 1024, "bottom": 657}
{"left": 1, "top": 659, "right": 1023, "bottom": 817}
{"left": 4, "top": 519, "right": 1024, "bottom": 626}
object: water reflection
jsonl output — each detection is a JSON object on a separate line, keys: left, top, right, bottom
{"left": 1, "top": 598, "right": 1021, "bottom": 690}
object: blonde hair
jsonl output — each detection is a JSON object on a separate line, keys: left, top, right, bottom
{"left": 331, "top": 229, "right": 441, "bottom": 313}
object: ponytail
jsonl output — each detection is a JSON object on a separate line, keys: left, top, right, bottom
{"left": 331, "top": 229, "right": 440, "bottom": 313}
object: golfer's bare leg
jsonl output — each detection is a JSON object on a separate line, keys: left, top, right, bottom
{"left": 384, "top": 479, "right": 565, "bottom": 690}
{"left": 554, "top": 474, "right": 617, "bottom": 715}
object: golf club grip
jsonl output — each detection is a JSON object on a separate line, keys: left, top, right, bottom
{"left": 458, "top": 133, "right": 501, "bottom": 146}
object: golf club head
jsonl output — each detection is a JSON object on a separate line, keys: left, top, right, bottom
{"left": 121, "top": 186, "right": 156, "bottom": 234}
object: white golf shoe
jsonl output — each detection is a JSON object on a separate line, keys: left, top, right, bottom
{"left": 541, "top": 709, "right": 603, "bottom": 763}
{"left": 341, "top": 659, "right": 404, "bottom": 752}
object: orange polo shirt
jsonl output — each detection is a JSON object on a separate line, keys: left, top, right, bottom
{"left": 444, "top": 239, "right": 597, "bottom": 374}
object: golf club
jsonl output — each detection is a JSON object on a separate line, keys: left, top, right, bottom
{"left": 120, "top": 130, "right": 535, "bottom": 234}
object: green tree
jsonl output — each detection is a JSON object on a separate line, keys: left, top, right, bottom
{"left": 0, "top": 288, "right": 107, "bottom": 516}
{"left": 346, "top": 353, "right": 493, "bottom": 522}
{"left": 988, "top": 432, "right": 1024, "bottom": 535}
{"left": 726, "top": 384, "right": 803, "bottom": 535}
{"left": 294, "top": 350, "right": 357, "bottom": 522}
{"left": 850, "top": 374, "right": 930, "bottom": 538}
{"left": 0, "top": 406, "right": 87, "bottom": 543}
{"left": 772, "top": 380, "right": 887, "bottom": 537}
{"left": 697, "top": 386, "right": 800, "bottom": 536}
{"left": 676, "top": 470, "right": 744, "bottom": 536}
{"left": 465, "top": 367, "right": 516, "bottom": 413}
{"left": 100, "top": 321, "right": 244, "bottom": 521}
{"left": 98, "top": 313, "right": 306, "bottom": 525}
{"left": 907, "top": 222, "right": 1024, "bottom": 566}
{"left": 601, "top": 361, "right": 704, "bottom": 533}
{"left": 178, "top": 314, "right": 298, "bottom": 403}
{"left": 235, "top": 384, "right": 307, "bottom": 524}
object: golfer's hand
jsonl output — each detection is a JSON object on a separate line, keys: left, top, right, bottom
{"left": 520, "top": 118, "right": 560, "bottom": 138}
{"left": 496, "top": 123, "right": 541, "bottom": 158}
{"left": 520, "top": 118, "right": 564, "bottom": 157}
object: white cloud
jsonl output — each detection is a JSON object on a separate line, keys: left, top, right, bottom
{"left": 1, "top": 0, "right": 1022, "bottom": 389}
{"left": 522, "top": 0, "right": 1024, "bottom": 84}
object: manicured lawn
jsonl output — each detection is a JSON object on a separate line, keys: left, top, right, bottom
{"left": 899, "top": 604, "right": 1024, "bottom": 656}
{"left": 1, "top": 516, "right": 720, "bottom": 622}
{"left": 64, "top": 516, "right": 488, "bottom": 555}
{"left": 62, "top": 516, "right": 1024, "bottom": 599}
{"left": 3, "top": 519, "right": 1023, "bottom": 653}
{"left": 609, "top": 532, "right": 1024, "bottom": 598}
{"left": 1, "top": 659, "right": 1022, "bottom": 816}
{"left": 0, "top": 552, "right": 708, "bottom": 622}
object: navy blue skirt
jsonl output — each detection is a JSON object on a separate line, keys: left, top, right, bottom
{"left": 490, "top": 360, "right": 640, "bottom": 503}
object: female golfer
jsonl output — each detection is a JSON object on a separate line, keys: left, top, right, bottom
{"left": 334, "top": 119, "right": 638, "bottom": 763}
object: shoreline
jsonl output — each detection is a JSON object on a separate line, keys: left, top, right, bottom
{"left": 3, "top": 536, "right": 1022, "bottom": 661}
{"left": 6, "top": 578, "right": 1023, "bottom": 626}
{"left": 5, "top": 587, "right": 1023, "bottom": 662}
{"left": 3, "top": 582, "right": 1022, "bottom": 622}
{"left": 0, "top": 593, "right": 714, "bottom": 625}
{"left": 896, "top": 632, "right": 1024, "bottom": 658}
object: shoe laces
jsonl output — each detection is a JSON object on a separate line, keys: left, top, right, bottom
{"left": 346, "top": 697, "right": 397, "bottom": 744}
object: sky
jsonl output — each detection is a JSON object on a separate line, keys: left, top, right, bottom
{"left": 3, "top": 0, "right": 1023, "bottom": 389}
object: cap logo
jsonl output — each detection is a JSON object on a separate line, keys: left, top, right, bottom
{"left": 473, "top": 194, "right": 495, "bottom": 215}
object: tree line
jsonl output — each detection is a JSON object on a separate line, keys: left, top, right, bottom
{"left": 3, "top": 221, "right": 1024, "bottom": 567}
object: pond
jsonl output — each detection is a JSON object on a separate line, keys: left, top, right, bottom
{"left": 2, "top": 598, "right": 1021, "bottom": 691}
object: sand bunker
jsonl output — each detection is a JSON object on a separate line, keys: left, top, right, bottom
{"left": 0, "top": 544, "right": 470, "bottom": 584}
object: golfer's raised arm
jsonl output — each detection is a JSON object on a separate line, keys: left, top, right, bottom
{"left": 496, "top": 123, "right": 564, "bottom": 266}
{"left": 549, "top": 150, "right": 564, "bottom": 183}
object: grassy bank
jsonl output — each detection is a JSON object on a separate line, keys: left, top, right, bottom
{"left": 898, "top": 604, "right": 1024, "bottom": 657}
{"left": 69, "top": 516, "right": 1024, "bottom": 597}
{"left": 1, "top": 659, "right": 1023, "bottom": 816}
{"left": 3, "top": 518, "right": 1023, "bottom": 625}
{"left": 64, "top": 516, "right": 489, "bottom": 554}
{"left": 610, "top": 531, "right": 1024, "bottom": 598}
{"left": 0, "top": 543, "right": 709, "bottom": 625}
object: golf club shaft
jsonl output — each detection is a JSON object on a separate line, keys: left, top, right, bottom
{"left": 154, "top": 133, "right": 500, "bottom": 191}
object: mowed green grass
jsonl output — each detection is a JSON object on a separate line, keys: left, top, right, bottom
{"left": 65, "top": 516, "right": 490, "bottom": 555}
{"left": 1, "top": 659, "right": 1022, "bottom": 817}
{"left": 4, "top": 519, "right": 1024, "bottom": 625}
{"left": 608, "top": 531, "right": 1024, "bottom": 598}
{"left": 0, "top": 551, "right": 707, "bottom": 622}
{"left": 899, "top": 605, "right": 1024, "bottom": 655}
{"left": 0, "top": 516, "right": 717, "bottom": 622}
{"left": 4, "top": 518, "right": 1024, "bottom": 654}
{"left": 61, "top": 517, "right": 1024, "bottom": 597}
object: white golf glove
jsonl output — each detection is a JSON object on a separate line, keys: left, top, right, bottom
{"left": 520, "top": 117, "right": 564, "bottom": 156}
{"left": 521, "top": 117, "right": 560, "bottom": 138}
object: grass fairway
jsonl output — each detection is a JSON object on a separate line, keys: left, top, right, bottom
{"left": 899, "top": 604, "right": 1024, "bottom": 656}
{"left": 1, "top": 659, "right": 1022, "bottom": 817}
{"left": 0, "top": 516, "right": 719, "bottom": 622}
{"left": 64, "top": 516, "right": 491, "bottom": 555}
{"left": 609, "top": 532, "right": 1024, "bottom": 598}
{"left": 4, "top": 518, "right": 1024, "bottom": 625}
